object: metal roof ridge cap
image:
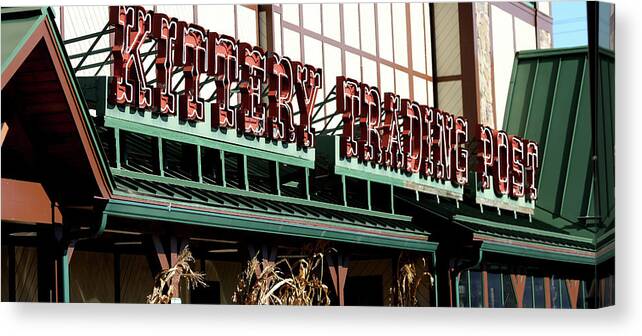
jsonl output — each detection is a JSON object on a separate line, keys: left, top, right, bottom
{"left": 516, "top": 46, "right": 589, "bottom": 59}
{"left": 453, "top": 214, "right": 594, "bottom": 244}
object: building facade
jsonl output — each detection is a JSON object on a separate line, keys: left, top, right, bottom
{"left": 1, "top": 3, "right": 614, "bottom": 308}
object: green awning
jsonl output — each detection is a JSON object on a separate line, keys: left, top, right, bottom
{"left": 104, "top": 172, "right": 438, "bottom": 253}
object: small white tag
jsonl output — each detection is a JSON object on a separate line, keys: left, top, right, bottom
{"left": 171, "top": 297, "right": 182, "bottom": 304}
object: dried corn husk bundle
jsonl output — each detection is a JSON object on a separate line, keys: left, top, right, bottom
{"left": 389, "top": 253, "right": 434, "bottom": 307}
{"left": 232, "top": 244, "right": 331, "bottom": 305}
{"left": 147, "top": 245, "right": 207, "bottom": 304}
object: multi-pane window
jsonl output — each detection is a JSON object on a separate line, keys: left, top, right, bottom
{"left": 271, "top": 3, "right": 435, "bottom": 133}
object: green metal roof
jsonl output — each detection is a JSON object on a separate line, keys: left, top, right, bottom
{"left": 503, "top": 46, "right": 614, "bottom": 245}
{"left": 107, "top": 171, "right": 437, "bottom": 253}
{"left": 1, "top": 7, "right": 48, "bottom": 74}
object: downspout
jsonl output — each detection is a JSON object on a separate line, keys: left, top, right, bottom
{"left": 60, "top": 198, "right": 110, "bottom": 303}
{"left": 452, "top": 248, "right": 484, "bottom": 307}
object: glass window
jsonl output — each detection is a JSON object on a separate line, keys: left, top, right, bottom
{"left": 392, "top": 3, "right": 408, "bottom": 67}
{"left": 345, "top": 51, "right": 361, "bottom": 81}
{"left": 322, "top": 43, "right": 342, "bottom": 118}
{"left": 359, "top": 3, "right": 376, "bottom": 55}
{"left": 487, "top": 272, "right": 503, "bottom": 308}
{"left": 394, "top": 70, "right": 409, "bottom": 99}
{"left": 237, "top": 6, "right": 257, "bottom": 45}
{"left": 458, "top": 271, "right": 470, "bottom": 307}
{"left": 282, "top": 4, "right": 299, "bottom": 25}
{"left": 533, "top": 276, "right": 546, "bottom": 308}
{"left": 469, "top": 271, "right": 483, "bottom": 307}
{"left": 343, "top": 4, "right": 360, "bottom": 49}
{"left": 379, "top": 64, "right": 395, "bottom": 94}
{"left": 427, "top": 81, "right": 434, "bottom": 106}
{"left": 198, "top": 5, "right": 235, "bottom": 37}
{"left": 424, "top": 4, "right": 434, "bottom": 77}
{"left": 157, "top": 5, "right": 193, "bottom": 23}
{"left": 560, "top": 279, "right": 571, "bottom": 308}
{"left": 322, "top": 4, "right": 341, "bottom": 41}
{"left": 362, "top": 57, "right": 377, "bottom": 87}
{"left": 303, "top": 36, "right": 322, "bottom": 70}
{"left": 550, "top": 276, "right": 561, "bottom": 308}
{"left": 503, "top": 274, "right": 517, "bottom": 308}
{"left": 410, "top": 3, "right": 426, "bottom": 74}
{"left": 273, "top": 12, "right": 282, "bottom": 54}
{"left": 283, "top": 28, "right": 301, "bottom": 62}
{"left": 413, "top": 77, "right": 427, "bottom": 105}
{"left": 302, "top": 4, "right": 321, "bottom": 34}
{"left": 377, "top": 3, "right": 394, "bottom": 62}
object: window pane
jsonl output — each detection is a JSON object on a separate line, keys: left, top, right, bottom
{"left": 503, "top": 274, "right": 517, "bottom": 308}
{"left": 302, "top": 4, "right": 321, "bottom": 33}
{"left": 303, "top": 36, "right": 322, "bottom": 69}
{"left": 343, "top": 4, "right": 360, "bottom": 48}
{"left": 362, "top": 57, "right": 377, "bottom": 88}
{"left": 157, "top": 5, "right": 193, "bottom": 23}
{"left": 360, "top": 3, "right": 376, "bottom": 55}
{"left": 237, "top": 6, "right": 257, "bottom": 45}
{"left": 560, "top": 279, "right": 571, "bottom": 308}
{"left": 322, "top": 4, "right": 341, "bottom": 41}
{"left": 550, "top": 277, "right": 561, "bottom": 308}
{"left": 283, "top": 28, "right": 301, "bottom": 62}
{"left": 487, "top": 272, "right": 503, "bottom": 308}
{"left": 377, "top": 3, "right": 393, "bottom": 61}
{"left": 395, "top": 70, "right": 409, "bottom": 98}
{"left": 322, "top": 43, "right": 342, "bottom": 120}
{"left": 198, "top": 5, "right": 235, "bottom": 37}
{"left": 458, "top": 270, "right": 470, "bottom": 307}
{"left": 273, "top": 12, "right": 282, "bottom": 54}
{"left": 413, "top": 77, "right": 427, "bottom": 105}
{"left": 534, "top": 277, "right": 546, "bottom": 308}
{"left": 424, "top": 4, "right": 434, "bottom": 77}
{"left": 392, "top": 3, "right": 408, "bottom": 67}
{"left": 410, "top": 3, "right": 426, "bottom": 74}
{"left": 470, "top": 271, "right": 483, "bottom": 308}
{"left": 345, "top": 51, "right": 361, "bottom": 81}
{"left": 282, "top": 4, "right": 299, "bottom": 25}
{"left": 380, "top": 64, "right": 394, "bottom": 94}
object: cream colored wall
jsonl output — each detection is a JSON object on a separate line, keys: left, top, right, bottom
{"left": 61, "top": 6, "right": 110, "bottom": 77}
{"left": 514, "top": 18, "right": 537, "bottom": 51}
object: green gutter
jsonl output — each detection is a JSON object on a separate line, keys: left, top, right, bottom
{"left": 453, "top": 214, "right": 595, "bottom": 244}
{"left": 103, "top": 198, "right": 439, "bottom": 253}
{"left": 479, "top": 241, "right": 595, "bottom": 265}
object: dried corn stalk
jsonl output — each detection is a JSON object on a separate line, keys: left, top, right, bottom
{"left": 232, "top": 244, "right": 331, "bottom": 305}
{"left": 147, "top": 245, "right": 207, "bottom": 304}
{"left": 389, "top": 253, "right": 434, "bottom": 307}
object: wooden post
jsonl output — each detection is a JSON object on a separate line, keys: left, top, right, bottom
{"left": 511, "top": 274, "right": 527, "bottom": 308}
{"left": 544, "top": 277, "right": 552, "bottom": 308}
{"left": 566, "top": 279, "right": 581, "bottom": 309}
{"left": 327, "top": 254, "right": 349, "bottom": 306}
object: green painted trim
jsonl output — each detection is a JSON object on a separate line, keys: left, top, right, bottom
{"left": 103, "top": 115, "right": 315, "bottom": 169}
{"left": 516, "top": 46, "right": 588, "bottom": 60}
{"left": 111, "top": 168, "right": 412, "bottom": 222}
{"left": 43, "top": 11, "right": 117, "bottom": 193}
{"left": 454, "top": 214, "right": 594, "bottom": 244}
{"left": 103, "top": 198, "right": 439, "bottom": 253}
{"left": 432, "top": 253, "right": 439, "bottom": 307}
{"left": 480, "top": 241, "right": 595, "bottom": 265}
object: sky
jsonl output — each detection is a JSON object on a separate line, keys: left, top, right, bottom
{"left": 552, "top": 1, "right": 589, "bottom": 48}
